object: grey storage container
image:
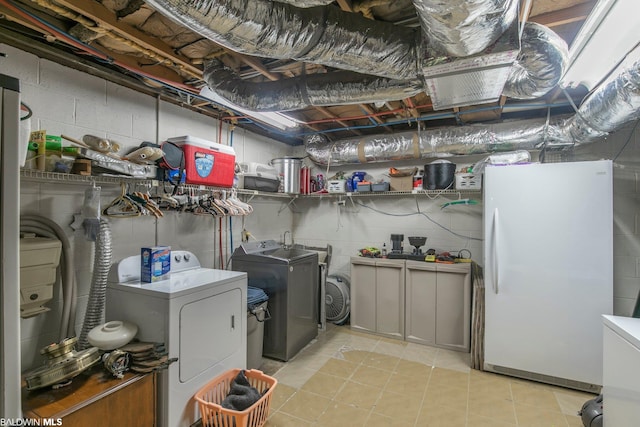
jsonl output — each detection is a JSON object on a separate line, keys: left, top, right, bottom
{"left": 247, "top": 300, "right": 269, "bottom": 370}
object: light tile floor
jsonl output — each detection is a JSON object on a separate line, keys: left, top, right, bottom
{"left": 260, "top": 325, "right": 596, "bottom": 427}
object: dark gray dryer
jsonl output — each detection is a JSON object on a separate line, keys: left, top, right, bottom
{"left": 231, "top": 240, "right": 318, "bottom": 361}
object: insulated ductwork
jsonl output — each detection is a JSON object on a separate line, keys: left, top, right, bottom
{"left": 305, "top": 53, "right": 640, "bottom": 165}
{"left": 201, "top": 24, "right": 566, "bottom": 111}
{"left": 413, "top": 0, "right": 519, "bottom": 57}
{"left": 145, "top": 0, "right": 418, "bottom": 81}
{"left": 274, "top": 0, "right": 335, "bottom": 6}
{"left": 561, "top": 50, "right": 640, "bottom": 144}
{"left": 305, "top": 117, "right": 562, "bottom": 165}
{"left": 202, "top": 59, "right": 422, "bottom": 112}
{"left": 503, "top": 22, "right": 569, "bottom": 100}
{"left": 149, "top": 0, "right": 568, "bottom": 109}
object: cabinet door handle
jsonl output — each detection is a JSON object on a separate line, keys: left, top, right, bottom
{"left": 231, "top": 314, "right": 235, "bottom": 330}
{"left": 492, "top": 208, "right": 500, "bottom": 294}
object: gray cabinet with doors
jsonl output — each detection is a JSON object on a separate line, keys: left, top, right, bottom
{"left": 405, "top": 261, "right": 471, "bottom": 352}
{"left": 351, "top": 257, "right": 471, "bottom": 352}
{"left": 350, "top": 257, "right": 405, "bottom": 340}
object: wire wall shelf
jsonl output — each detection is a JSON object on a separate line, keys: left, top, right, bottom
{"left": 20, "top": 169, "right": 481, "bottom": 199}
{"left": 20, "top": 169, "right": 155, "bottom": 186}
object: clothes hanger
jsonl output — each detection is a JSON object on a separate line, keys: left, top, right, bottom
{"left": 103, "top": 182, "right": 141, "bottom": 218}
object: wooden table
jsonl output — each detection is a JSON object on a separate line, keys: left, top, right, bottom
{"left": 22, "top": 367, "right": 156, "bottom": 427}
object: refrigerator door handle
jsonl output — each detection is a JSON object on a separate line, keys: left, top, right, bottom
{"left": 492, "top": 208, "right": 500, "bottom": 294}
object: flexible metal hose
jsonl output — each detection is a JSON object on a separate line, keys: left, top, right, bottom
{"left": 77, "top": 218, "right": 113, "bottom": 350}
{"left": 20, "top": 215, "right": 77, "bottom": 340}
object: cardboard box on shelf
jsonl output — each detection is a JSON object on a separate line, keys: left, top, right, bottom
{"left": 390, "top": 175, "right": 414, "bottom": 191}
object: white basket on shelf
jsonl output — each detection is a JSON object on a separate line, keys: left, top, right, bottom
{"left": 455, "top": 173, "right": 482, "bottom": 190}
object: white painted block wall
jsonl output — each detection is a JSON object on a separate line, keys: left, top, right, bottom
{"left": 3, "top": 42, "right": 640, "bottom": 373}
{"left": 1, "top": 44, "right": 293, "bottom": 370}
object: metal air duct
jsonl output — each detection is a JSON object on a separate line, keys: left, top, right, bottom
{"left": 305, "top": 52, "right": 640, "bottom": 165}
{"left": 145, "top": 0, "right": 418, "bottom": 81}
{"left": 201, "top": 22, "right": 566, "bottom": 112}
{"left": 503, "top": 22, "right": 569, "bottom": 100}
{"left": 412, "top": 0, "right": 519, "bottom": 57}
{"left": 305, "top": 117, "right": 562, "bottom": 165}
{"left": 202, "top": 59, "right": 423, "bottom": 112}
{"left": 274, "top": 0, "right": 335, "bottom": 6}
{"left": 561, "top": 50, "right": 640, "bottom": 144}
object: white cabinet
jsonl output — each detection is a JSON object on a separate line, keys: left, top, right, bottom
{"left": 350, "top": 257, "right": 471, "bottom": 351}
{"left": 602, "top": 315, "right": 640, "bottom": 427}
{"left": 405, "top": 261, "right": 471, "bottom": 352}
{"left": 350, "top": 257, "right": 405, "bottom": 340}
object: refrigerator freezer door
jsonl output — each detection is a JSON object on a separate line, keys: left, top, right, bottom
{"left": 483, "top": 160, "right": 613, "bottom": 387}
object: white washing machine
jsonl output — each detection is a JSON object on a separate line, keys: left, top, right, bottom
{"left": 106, "top": 251, "right": 247, "bottom": 427}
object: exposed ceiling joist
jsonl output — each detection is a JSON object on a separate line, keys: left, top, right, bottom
{"left": 530, "top": 1, "right": 597, "bottom": 29}
{"left": 51, "top": 0, "right": 202, "bottom": 78}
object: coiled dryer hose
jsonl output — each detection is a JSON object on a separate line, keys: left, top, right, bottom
{"left": 20, "top": 215, "right": 77, "bottom": 340}
{"left": 78, "top": 218, "right": 113, "bottom": 350}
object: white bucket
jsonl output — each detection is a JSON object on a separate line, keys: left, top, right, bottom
{"left": 270, "top": 157, "right": 302, "bottom": 194}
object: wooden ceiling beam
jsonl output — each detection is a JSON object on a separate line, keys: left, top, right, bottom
{"left": 336, "top": 0, "right": 354, "bottom": 12}
{"left": 315, "top": 106, "right": 362, "bottom": 135}
{"left": 529, "top": 1, "right": 596, "bottom": 28}
{"left": 51, "top": 0, "right": 203, "bottom": 77}
{"left": 233, "top": 52, "right": 281, "bottom": 81}
{"left": 360, "top": 104, "right": 392, "bottom": 132}
{"left": 403, "top": 98, "right": 420, "bottom": 118}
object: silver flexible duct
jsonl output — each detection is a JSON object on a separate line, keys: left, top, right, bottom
{"left": 20, "top": 215, "right": 77, "bottom": 341}
{"left": 145, "top": 0, "right": 418, "bottom": 80}
{"left": 503, "top": 22, "right": 569, "bottom": 100}
{"left": 305, "top": 53, "right": 640, "bottom": 164}
{"left": 154, "top": 1, "right": 565, "bottom": 110}
{"left": 274, "top": 0, "right": 334, "bottom": 6}
{"left": 305, "top": 117, "right": 563, "bottom": 165}
{"left": 412, "top": 0, "right": 519, "bottom": 57}
{"left": 202, "top": 59, "right": 423, "bottom": 111}
{"left": 562, "top": 52, "right": 640, "bottom": 144}
{"left": 77, "top": 219, "right": 113, "bottom": 350}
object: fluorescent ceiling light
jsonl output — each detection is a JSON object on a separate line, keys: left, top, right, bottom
{"left": 561, "top": 0, "right": 640, "bottom": 90}
{"left": 199, "top": 86, "right": 300, "bottom": 130}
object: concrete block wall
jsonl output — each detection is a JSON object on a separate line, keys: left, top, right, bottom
{"left": 288, "top": 163, "right": 483, "bottom": 278}
{"left": 4, "top": 40, "right": 640, "bottom": 372}
{"left": 573, "top": 122, "right": 640, "bottom": 316}
{"left": 1, "top": 44, "right": 292, "bottom": 370}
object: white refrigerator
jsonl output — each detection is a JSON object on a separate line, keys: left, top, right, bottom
{"left": 483, "top": 160, "right": 613, "bottom": 391}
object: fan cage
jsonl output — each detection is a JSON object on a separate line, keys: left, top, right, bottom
{"left": 325, "top": 275, "right": 350, "bottom": 325}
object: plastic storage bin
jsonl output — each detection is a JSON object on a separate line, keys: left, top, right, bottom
{"left": 194, "top": 368, "right": 277, "bottom": 427}
{"left": 247, "top": 301, "right": 269, "bottom": 370}
{"left": 455, "top": 173, "right": 482, "bottom": 190}
{"left": 247, "top": 286, "right": 269, "bottom": 370}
